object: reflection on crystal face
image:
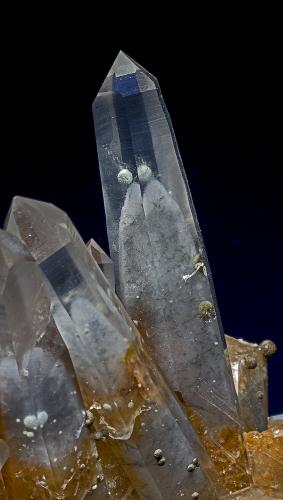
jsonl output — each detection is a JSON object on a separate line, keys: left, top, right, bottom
{"left": 87, "top": 238, "right": 115, "bottom": 289}
{"left": 93, "top": 51, "right": 251, "bottom": 492}
{"left": 5, "top": 197, "right": 217, "bottom": 499}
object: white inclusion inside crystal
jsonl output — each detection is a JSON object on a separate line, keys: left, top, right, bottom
{"left": 23, "top": 411, "right": 48, "bottom": 430}
{"left": 137, "top": 164, "right": 152, "bottom": 182}
{"left": 16, "top": 418, "right": 20, "bottom": 423}
{"left": 37, "top": 411, "right": 48, "bottom": 426}
{"left": 183, "top": 263, "right": 205, "bottom": 281}
{"left": 128, "top": 400, "right": 134, "bottom": 408}
{"left": 117, "top": 169, "right": 133, "bottom": 185}
{"left": 23, "top": 430, "right": 34, "bottom": 438}
{"left": 23, "top": 415, "right": 39, "bottom": 430}
{"left": 103, "top": 403, "right": 112, "bottom": 411}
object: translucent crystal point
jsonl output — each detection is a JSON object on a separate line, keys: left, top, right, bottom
{"left": 5, "top": 197, "right": 217, "bottom": 499}
{"left": 87, "top": 238, "right": 115, "bottom": 289}
{"left": 92, "top": 51, "right": 250, "bottom": 492}
{"left": 226, "top": 335, "right": 268, "bottom": 432}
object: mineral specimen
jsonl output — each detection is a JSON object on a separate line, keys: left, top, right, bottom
{"left": 93, "top": 51, "right": 250, "bottom": 492}
{"left": 0, "top": 51, "right": 281, "bottom": 499}
{"left": 225, "top": 335, "right": 269, "bottom": 431}
{"left": 4, "top": 197, "right": 217, "bottom": 499}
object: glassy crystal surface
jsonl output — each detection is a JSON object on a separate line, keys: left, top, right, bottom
{"left": 243, "top": 423, "right": 283, "bottom": 496}
{"left": 5, "top": 197, "right": 217, "bottom": 499}
{"left": 93, "top": 51, "right": 250, "bottom": 492}
{"left": 225, "top": 335, "right": 268, "bottom": 431}
{"left": 87, "top": 238, "right": 115, "bottom": 289}
{"left": 0, "top": 230, "right": 99, "bottom": 499}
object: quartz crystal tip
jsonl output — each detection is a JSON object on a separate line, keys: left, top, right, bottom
{"left": 96, "top": 50, "right": 157, "bottom": 97}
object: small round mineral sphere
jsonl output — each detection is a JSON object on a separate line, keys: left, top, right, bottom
{"left": 117, "top": 169, "right": 133, "bottom": 184}
{"left": 137, "top": 164, "right": 152, "bottom": 182}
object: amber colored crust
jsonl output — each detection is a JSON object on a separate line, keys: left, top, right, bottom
{"left": 175, "top": 394, "right": 251, "bottom": 494}
{"left": 244, "top": 424, "right": 283, "bottom": 496}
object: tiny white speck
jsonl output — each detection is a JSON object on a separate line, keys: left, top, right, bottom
{"left": 103, "top": 403, "right": 112, "bottom": 411}
{"left": 138, "top": 383, "right": 142, "bottom": 388}
{"left": 63, "top": 466, "right": 67, "bottom": 471}
{"left": 79, "top": 463, "right": 86, "bottom": 470}
{"left": 214, "top": 341, "right": 219, "bottom": 346}
{"left": 70, "top": 468, "right": 74, "bottom": 473}
{"left": 91, "top": 484, "right": 98, "bottom": 490}
{"left": 53, "top": 458, "right": 58, "bottom": 463}
{"left": 23, "top": 430, "right": 34, "bottom": 438}
{"left": 74, "top": 446, "right": 78, "bottom": 452}
{"left": 16, "top": 418, "right": 20, "bottom": 423}
{"left": 128, "top": 400, "right": 134, "bottom": 408}
{"left": 58, "top": 430, "right": 63, "bottom": 435}
{"left": 53, "top": 419, "right": 57, "bottom": 423}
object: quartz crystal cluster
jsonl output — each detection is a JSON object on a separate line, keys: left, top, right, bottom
{"left": 0, "top": 52, "right": 282, "bottom": 499}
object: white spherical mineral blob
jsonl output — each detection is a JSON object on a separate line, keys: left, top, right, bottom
{"left": 117, "top": 169, "right": 133, "bottom": 184}
{"left": 137, "top": 164, "right": 152, "bottom": 182}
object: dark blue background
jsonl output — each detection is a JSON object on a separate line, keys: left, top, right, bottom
{"left": 1, "top": 17, "right": 282, "bottom": 415}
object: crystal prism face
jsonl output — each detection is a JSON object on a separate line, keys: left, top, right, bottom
{"left": 226, "top": 335, "right": 268, "bottom": 432}
{"left": 93, "top": 52, "right": 250, "bottom": 492}
{"left": 87, "top": 238, "right": 115, "bottom": 289}
{"left": 5, "top": 198, "right": 218, "bottom": 499}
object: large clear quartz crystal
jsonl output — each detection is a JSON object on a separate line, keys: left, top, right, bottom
{"left": 92, "top": 51, "right": 250, "bottom": 492}
{"left": 4, "top": 197, "right": 218, "bottom": 499}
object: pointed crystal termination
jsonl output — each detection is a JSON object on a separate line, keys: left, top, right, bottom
{"left": 93, "top": 51, "right": 251, "bottom": 493}
{"left": 0, "top": 230, "right": 100, "bottom": 499}
{"left": 5, "top": 197, "right": 218, "bottom": 499}
{"left": 87, "top": 238, "right": 115, "bottom": 289}
{"left": 225, "top": 335, "right": 269, "bottom": 432}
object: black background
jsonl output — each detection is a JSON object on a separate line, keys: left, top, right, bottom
{"left": 1, "top": 11, "right": 282, "bottom": 414}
